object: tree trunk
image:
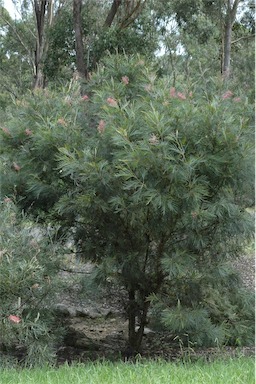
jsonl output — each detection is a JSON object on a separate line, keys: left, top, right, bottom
{"left": 104, "top": 0, "right": 122, "bottom": 27}
{"left": 127, "top": 289, "right": 150, "bottom": 353}
{"left": 127, "top": 289, "right": 137, "bottom": 352}
{"left": 222, "top": 0, "right": 240, "bottom": 79}
{"left": 222, "top": 15, "right": 232, "bottom": 78}
{"left": 73, "top": 0, "right": 87, "bottom": 79}
{"left": 34, "top": 0, "right": 47, "bottom": 88}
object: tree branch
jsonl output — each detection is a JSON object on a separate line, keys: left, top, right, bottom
{"left": 231, "top": 34, "right": 255, "bottom": 44}
{"left": 230, "top": 0, "right": 240, "bottom": 24}
{"left": 119, "top": 0, "right": 146, "bottom": 29}
{"left": 104, "top": 0, "right": 122, "bottom": 28}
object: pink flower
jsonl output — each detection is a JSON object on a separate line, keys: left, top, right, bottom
{"left": 121, "top": 76, "right": 129, "bottom": 85}
{"left": 177, "top": 92, "right": 186, "bottom": 100}
{"left": 144, "top": 84, "right": 152, "bottom": 92}
{"left": 25, "top": 129, "right": 32, "bottom": 136}
{"left": 30, "top": 239, "right": 39, "bottom": 248}
{"left": 107, "top": 97, "right": 118, "bottom": 107}
{"left": 97, "top": 120, "right": 106, "bottom": 134}
{"left": 222, "top": 90, "right": 233, "bottom": 99}
{"left": 170, "top": 87, "right": 176, "bottom": 97}
{"left": 57, "top": 118, "right": 67, "bottom": 126}
{"left": 82, "top": 95, "right": 89, "bottom": 101}
{"left": 233, "top": 97, "right": 241, "bottom": 102}
{"left": 149, "top": 134, "right": 159, "bottom": 145}
{"left": 4, "top": 197, "right": 12, "bottom": 203}
{"left": 8, "top": 315, "right": 21, "bottom": 324}
{"left": 13, "top": 162, "right": 21, "bottom": 172}
{"left": 2, "top": 127, "right": 11, "bottom": 136}
{"left": 65, "top": 96, "right": 72, "bottom": 105}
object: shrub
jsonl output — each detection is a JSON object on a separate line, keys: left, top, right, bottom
{"left": 0, "top": 53, "right": 254, "bottom": 352}
{"left": 0, "top": 200, "right": 65, "bottom": 367}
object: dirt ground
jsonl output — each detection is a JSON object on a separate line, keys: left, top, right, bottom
{"left": 55, "top": 252, "right": 255, "bottom": 364}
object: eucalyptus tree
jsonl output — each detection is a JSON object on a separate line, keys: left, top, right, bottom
{"left": 0, "top": 0, "right": 159, "bottom": 91}
{"left": 158, "top": 0, "right": 254, "bottom": 80}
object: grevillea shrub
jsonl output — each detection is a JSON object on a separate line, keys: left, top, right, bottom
{"left": 0, "top": 201, "right": 65, "bottom": 367}
{"left": 0, "top": 54, "right": 254, "bottom": 352}
{"left": 0, "top": 84, "right": 90, "bottom": 217}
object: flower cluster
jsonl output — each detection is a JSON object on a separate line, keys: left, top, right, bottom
{"left": 1, "top": 127, "right": 11, "bottom": 136}
{"left": 25, "top": 128, "right": 33, "bottom": 136}
{"left": 12, "top": 162, "right": 21, "bottom": 172}
{"left": 121, "top": 76, "right": 129, "bottom": 85}
{"left": 221, "top": 90, "right": 241, "bottom": 102}
{"left": 149, "top": 134, "right": 159, "bottom": 145}
{"left": 169, "top": 87, "right": 189, "bottom": 100}
{"left": 57, "top": 118, "right": 67, "bottom": 126}
{"left": 8, "top": 315, "right": 21, "bottom": 324}
{"left": 107, "top": 97, "right": 118, "bottom": 107}
{"left": 97, "top": 119, "right": 106, "bottom": 134}
{"left": 222, "top": 90, "right": 233, "bottom": 99}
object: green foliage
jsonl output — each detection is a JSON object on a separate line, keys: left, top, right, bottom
{"left": 0, "top": 201, "right": 65, "bottom": 367}
{"left": 0, "top": 9, "right": 35, "bottom": 108}
{"left": 44, "top": 0, "right": 159, "bottom": 82}
{"left": 0, "top": 53, "right": 254, "bottom": 351}
{"left": 0, "top": 84, "right": 89, "bottom": 217}
{"left": 151, "top": 262, "right": 255, "bottom": 347}
{"left": 62, "top": 54, "right": 254, "bottom": 347}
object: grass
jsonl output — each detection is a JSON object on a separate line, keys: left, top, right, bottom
{"left": 0, "top": 357, "right": 254, "bottom": 384}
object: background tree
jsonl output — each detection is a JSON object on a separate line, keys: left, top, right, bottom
{"left": 33, "top": 0, "right": 53, "bottom": 88}
{"left": 1, "top": 0, "right": 254, "bottom": 98}
{"left": 158, "top": 0, "right": 254, "bottom": 81}
{"left": 0, "top": 4, "right": 35, "bottom": 104}
{"left": 73, "top": 0, "right": 87, "bottom": 78}
{"left": 222, "top": 0, "right": 241, "bottom": 78}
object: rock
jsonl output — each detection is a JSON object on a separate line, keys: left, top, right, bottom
{"left": 135, "top": 326, "right": 155, "bottom": 335}
{"left": 54, "top": 303, "right": 77, "bottom": 317}
{"left": 100, "top": 308, "right": 113, "bottom": 318}
{"left": 64, "top": 327, "right": 100, "bottom": 350}
{"left": 76, "top": 308, "right": 100, "bottom": 319}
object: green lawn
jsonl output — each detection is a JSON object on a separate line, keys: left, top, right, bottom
{"left": 0, "top": 357, "right": 254, "bottom": 384}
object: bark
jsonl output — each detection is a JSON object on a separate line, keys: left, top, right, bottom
{"left": 222, "top": 0, "right": 240, "bottom": 79}
{"left": 133, "top": 300, "right": 150, "bottom": 351}
{"left": 127, "top": 289, "right": 150, "bottom": 352}
{"left": 127, "top": 289, "right": 137, "bottom": 351}
{"left": 104, "top": 0, "right": 122, "bottom": 28}
{"left": 34, "top": 0, "right": 47, "bottom": 88}
{"left": 126, "top": 235, "right": 166, "bottom": 352}
{"left": 73, "top": 0, "right": 87, "bottom": 79}
{"left": 119, "top": 0, "right": 146, "bottom": 29}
